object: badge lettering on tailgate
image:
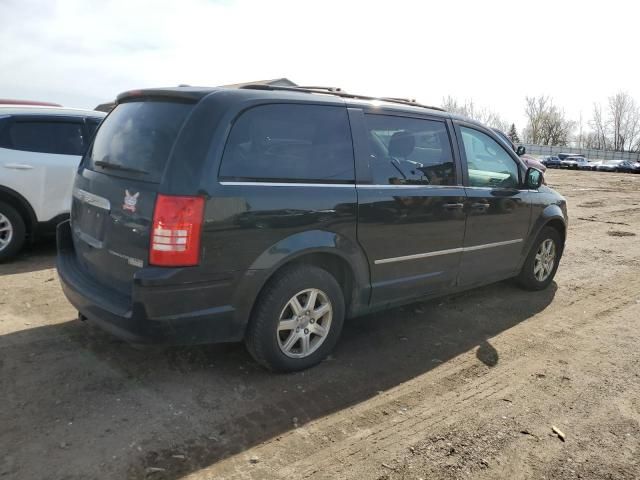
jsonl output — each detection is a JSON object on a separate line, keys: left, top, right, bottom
{"left": 108, "top": 249, "right": 143, "bottom": 268}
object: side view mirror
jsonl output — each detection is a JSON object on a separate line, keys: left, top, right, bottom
{"left": 516, "top": 145, "right": 526, "bottom": 156}
{"left": 525, "top": 167, "right": 543, "bottom": 189}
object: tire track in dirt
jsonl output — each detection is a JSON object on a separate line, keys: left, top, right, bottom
{"left": 193, "top": 269, "right": 640, "bottom": 479}
{"left": 296, "top": 299, "right": 640, "bottom": 480}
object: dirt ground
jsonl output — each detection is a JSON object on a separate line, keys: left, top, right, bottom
{"left": 1, "top": 169, "right": 639, "bottom": 480}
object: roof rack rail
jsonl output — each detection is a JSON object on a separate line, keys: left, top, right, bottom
{"left": 238, "top": 84, "right": 445, "bottom": 112}
{"left": 297, "top": 85, "right": 343, "bottom": 92}
{"left": 385, "top": 97, "right": 417, "bottom": 103}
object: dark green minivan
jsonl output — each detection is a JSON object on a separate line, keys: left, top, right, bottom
{"left": 57, "top": 85, "right": 567, "bottom": 372}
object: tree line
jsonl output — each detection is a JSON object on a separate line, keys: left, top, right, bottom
{"left": 442, "top": 92, "right": 640, "bottom": 152}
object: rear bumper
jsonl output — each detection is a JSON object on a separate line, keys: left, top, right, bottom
{"left": 56, "top": 220, "right": 244, "bottom": 345}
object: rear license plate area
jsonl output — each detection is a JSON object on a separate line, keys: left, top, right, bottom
{"left": 73, "top": 201, "right": 107, "bottom": 245}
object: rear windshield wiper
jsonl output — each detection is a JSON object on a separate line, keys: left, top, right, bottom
{"left": 94, "top": 160, "right": 149, "bottom": 175}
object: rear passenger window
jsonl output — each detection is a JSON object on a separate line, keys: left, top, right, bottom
{"left": 364, "top": 114, "right": 456, "bottom": 185}
{"left": 219, "top": 104, "right": 354, "bottom": 183}
{"left": 2, "top": 121, "right": 85, "bottom": 155}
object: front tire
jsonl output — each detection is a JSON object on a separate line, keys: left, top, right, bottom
{"left": 245, "top": 265, "right": 345, "bottom": 372}
{"left": 0, "top": 202, "right": 26, "bottom": 262}
{"left": 516, "top": 227, "right": 562, "bottom": 291}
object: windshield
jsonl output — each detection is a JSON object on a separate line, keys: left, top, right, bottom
{"left": 87, "top": 100, "right": 193, "bottom": 182}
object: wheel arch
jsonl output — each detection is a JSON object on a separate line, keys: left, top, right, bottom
{"left": 0, "top": 185, "right": 37, "bottom": 238}
{"left": 519, "top": 205, "right": 567, "bottom": 271}
{"left": 231, "top": 230, "right": 371, "bottom": 337}
{"left": 545, "top": 217, "right": 566, "bottom": 245}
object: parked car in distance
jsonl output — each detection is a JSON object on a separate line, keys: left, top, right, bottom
{"left": 0, "top": 105, "right": 105, "bottom": 260}
{"left": 578, "top": 160, "right": 596, "bottom": 171}
{"left": 0, "top": 99, "right": 63, "bottom": 107}
{"left": 596, "top": 160, "right": 627, "bottom": 172}
{"left": 57, "top": 85, "right": 567, "bottom": 372}
{"left": 557, "top": 153, "right": 584, "bottom": 161}
{"left": 561, "top": 156, "right": 589, "bottom": 169}
{"left": 520, "top": 153, "right": 546, "bottom": 172}
{"left": 615, "top": 160, "right": 640, "bottom": 173}
{"left": 542, "top": 155, "right": 562, "bottom": 168}
{"left": 586, "top": 160, "right": 603, "bottom": 171}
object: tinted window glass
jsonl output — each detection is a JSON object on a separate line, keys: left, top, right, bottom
{"left": 365, "top": 114, "right": 455, "bottom": 185}
{"left": 85, "top": 118, "right": 101, "bottom": 142}
{"left": 461, "top": 127, "right": 519, "bottom": 189}
{"left": 87, "top": 101, "right": 193, "bottom": 182}
{"left": 4, "top": 121, "right": 85, "bottom": 155}
{"left": 219, "top": 104, "right": 354, "bottom": 183}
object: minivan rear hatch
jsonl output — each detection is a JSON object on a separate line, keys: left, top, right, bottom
{"left": 71, "top": 99, "right": 195, "bottom": 295}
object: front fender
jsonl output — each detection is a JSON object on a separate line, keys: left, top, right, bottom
{"left": 520, "top": 203, "right": 567, "bottom": 268}
{"left": 231, "top": 229, "right": 371, "bottom": 331}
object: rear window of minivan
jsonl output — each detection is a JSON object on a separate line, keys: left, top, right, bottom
{"left": 87, "top": 100, "right": 193, "bottom": 182}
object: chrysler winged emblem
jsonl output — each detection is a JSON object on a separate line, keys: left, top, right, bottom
{"left": 123, "top": 190, "right": 140, "bottom": 212}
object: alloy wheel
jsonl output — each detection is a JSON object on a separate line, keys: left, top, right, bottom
{"left": 0, "top": 213, "right": 13, "bottom": 252}
{"left": 534, "top": 238, "right": 556, "bottom": 282}
{"left": 277, "top": 288, "right": 333, "bottom": 358}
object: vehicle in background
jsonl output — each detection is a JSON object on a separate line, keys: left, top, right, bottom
{"left": 542, "top": 156, "right": 562, "bottom": 168}
{"left": 557, "top": 153, "right": 585, "bottom": 161}
{"left": 0, "top": 105, "right": 105, "bottom": 260}
{"left": 614, "top": 160, "right": 640, "bottom": 173}
{"left": 492, "top": 129, "right": 546, "bottom": 172}
{"left": 520, "top": 153, "right": 546, "bottom": 172}
{"left": 596, "top": 160, "right": 626, "bottom": 172}
{"left": 561, "top": 156, "right": 589, "bottom": 169}
{"left": 0, "top": 99, "right": 63, "bottom": 107}
{"left": 586, "top": 160, "right": 603, "bottom": 171}
{"left": 57, "top": 85, "right": 567, "bottom": 372}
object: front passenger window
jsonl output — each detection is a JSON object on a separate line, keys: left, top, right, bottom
{"left": 461, "top": 127, "right": 519, "bottom": 189}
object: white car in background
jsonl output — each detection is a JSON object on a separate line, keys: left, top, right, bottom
{"left": 0, "top": 105, "right": 105, "bottom": 260}
{"left": 560, "top": 156, "right": 590, "bottom": 170}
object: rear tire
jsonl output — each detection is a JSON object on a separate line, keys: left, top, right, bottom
{"left": 0, "top": 202, "right": 26, "bottom": 262}
{"left": 245, "top": 265, "right": 345, "bottom": 372}
{"left": 516, "top": 227, "right": 562, "bottom": 291}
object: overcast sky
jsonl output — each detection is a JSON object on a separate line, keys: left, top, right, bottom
{"left": 1, "top": 0, "right": 638, "bottom": 129}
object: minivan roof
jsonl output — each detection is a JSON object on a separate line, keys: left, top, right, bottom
{"left": 116, "top": 85, "right": 453, "bottom": 120}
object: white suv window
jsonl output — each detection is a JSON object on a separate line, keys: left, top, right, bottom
{"left": 3, "top": 121, "right": 85, "bottom": 156}
{"left": 461, "top": 127, "right": 519, "bottom": 189}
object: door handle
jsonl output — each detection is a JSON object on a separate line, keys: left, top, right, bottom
{"left": 4, "top": 163, "right": 34, "bottom": 170}
{"left": 443, "top": 202, "right": 464, "bottom": 209}
{"left": 471, "top": 202, "right": 490, "bottom": 209}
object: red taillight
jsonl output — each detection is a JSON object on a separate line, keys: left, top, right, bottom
{"left": 150, "top": 195, "right": 205, "bottom": 267}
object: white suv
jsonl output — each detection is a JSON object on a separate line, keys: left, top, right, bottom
{"left": 0, "top": 105, "right": 105, "bottom": 260}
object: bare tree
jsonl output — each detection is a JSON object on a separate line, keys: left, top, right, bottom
{"left": 577, "top": 112, "right": 584, "bottom": 149}
{"left": 590, "top": 103, "right": 608, "bottom": 150}
{"left": 441, "top": 96, "right": 509, "bottom": 131}
{"left": 583, "top": 131, "right": 602, "bottom": 149}
{"left": 523, "top": 96, "right": 548, "bottom": 144}
{"left": 589, "top": 92, "right": 640, "bottom": 152}
{"left": 523, "top": 96, "right": 574, "bottom": 146}
{"left": 608, "top": 92, "right": 640, "bottom": 152}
